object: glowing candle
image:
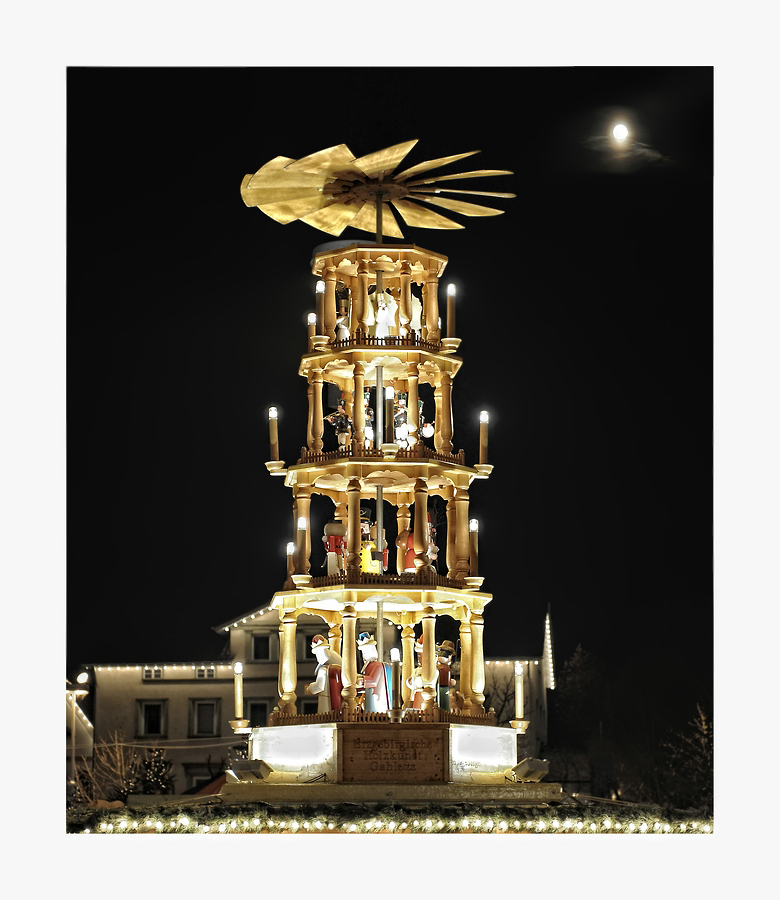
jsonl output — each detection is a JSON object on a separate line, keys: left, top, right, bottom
{"left": 286, "top": 541, "right": 295, "bottom": 578}
{"left": 514, "top": 661, "right": 524, "bottom": 719}
{"left": 307, "top": 312, "right": 317, "bottom": 349}
{"left": 233, "top": 662, "right": 244, "bottom": 719}
{"left": 268, "top": 407, "right": 279, "bottom": 460}
{"left": 469, "top": 518, "right": 479, "bottom": 576}
{"left": 446, "top": 284, "right": 456, "bottom": 338}
{"left": 479, "top": 410, "right": 489, "bottom": 465}
{"left": 390, "top": 647, "right": 402, "bottom": 721}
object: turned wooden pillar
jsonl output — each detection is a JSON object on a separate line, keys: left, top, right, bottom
{"left": 413, "top": 478, "right": 430, "bottom": 572}
{"left": 399, "top": 260, "right": 412, "bottom": 335}
{"left": 323, "top": 265, "right": 337, "bottom": 339}
{"left": 424, "top": 269, "right": 440, "bottom": 343}
{"left": 310, "top": 368, "right": 324, "bottom": 453}
{"left": 294, "top": 484, "right": 312, "bottom": 574}
{"left": 454, "top": 486, "right": 470, "bottom": 580}
{"left": 396, "top": 503, "right": 411, "bottom": 574}
{"left": 421, "top": 605, "right": 437, "bottom": 709}
{"left": 470, "top": 610, "right": 486, "bottom": 712}
{"left": 357, "top": 258, "right": 370, "bottom": 334}
{"left": 340, "top": 602, "right": 358, "bottom": 711}
{"left": 401, "top": 623, "right": 415, "bottom": 707}
{"left": 445, "top": 484, "right": 457, "bottom": 578}
{"left": 433, "top": 384, "right": 443, "bottom": 451}
{"left": 459, "top": 618, "right": 475, "bottom": 710}
{"left": 306, "top": 379, "right": 314, "bottom": 451}
{"left": 352, "top": 360, "right": 365, "bottom": 452}
{"left": 407, "top": 361, "right": 419, "bottom": 447}
{"left": 346, "top": 478, "right": 362, "bottom": 580}
{"left": 277, "top": 607, "right": 298, "bottom": 714}
{"left": 440, "top": 371, "right": 453, "bottom": 454}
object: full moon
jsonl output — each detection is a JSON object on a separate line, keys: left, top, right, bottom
{"left": 612, "top": 123, "right": 629, "bottom": 142}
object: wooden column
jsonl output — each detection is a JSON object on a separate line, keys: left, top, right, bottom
{"left": 401, "top": 622, "right": 415, "bottom": 707}
{"left": 413, "top": 478, "right": 430, "bottom": 572}
{"left": 440, "top": 371, "right": 453, "bottom": 453}
{"left": 396, "top": 503, "right": 411, "bottom": 574}
{"left": 445, "top": 484, "right": 457, "bottom": 578}
{"left": 454, "top": 485, "right": 470, "bottom": 580}
{"left": 346, "top": 478, "right": 362, "bottom": 581}
{"left": 306, "top": 379, "right": 313, "bottom": 451}
{"left": 340, "top": 602, "right": 358, "bottom": 711}
{"left": 357, "top": 258, "right": 370, "bottom": 334}
{"left": 294, "top": 484, "right": 312, "bottom": 574}
{"left": 424, "top": 269, "right": 440, "bottom": 342}
{"left": 311, "top": 368, "right": 324, "bottom": 453}
{"left": 433, "top": 384, "right": 443, "bottom": 451}
{"left": 352, "top": 360, "right": 365, "bottom": 452}
{"left": 407, "top": 361, "right": 419, "bottom": 447}
{"left": 399, "top": 260, "right": 412, "bottom": 335}
{"left": 421, "top": 605, "right": 437, "bottom": 709}
{"left": 459, "top": 618, "right": 474, "bottom": 711}
{"left": 323, "top": 265, "right": 337, "bottom": 339}
{"left": 277, "top": 607, "right": 298, "bottom": 714}
{"left": 470, "top": 610, "right": 486, "bottom": 712}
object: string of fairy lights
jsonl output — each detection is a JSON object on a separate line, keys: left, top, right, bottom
{"left": 69, "top": 807, "right": 713, "bottom": 835}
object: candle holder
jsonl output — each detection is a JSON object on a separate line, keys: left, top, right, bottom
{"left": 265, "top": 460, "right": 286, "bottom": 474}
{"left": 381, "top": 442, "right": 399, "bottom": 457}
{"left": 441, "top": 337, "right": 462, "bottom": 353}
{"left": 463, "top": 576, "right": 484, "bottom": 590}
{"left": 230, "top": 718, "right": 251, "bottom": 733}
{"left": 474, "top": 464, "right": 494, "bottom": 477}
{"left": 311, "top": 335, "right": 330, "bottom": 350}
{"left": 510, "top": 718, "right": 530, "bottom": 733}
{"left": 291, "top": 574, "right": 312, "bottom": 588}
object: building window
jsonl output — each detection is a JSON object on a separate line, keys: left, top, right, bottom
{"left": 190, "top": 699, "right": 221, "bottom": 737}
{"left": 143, "top": 666, "right": 163, "bottom": 680}
{"left": 196, "top": 666, "right": 215, "bottom": 679}
{"left": 247, "top": 700, "right": 268, "bottom": 728}
{"left": 138, "top": 700, "right": 167, "bottom": 737}
{"left": 252, "top": 634, "right": 271, "bottom": 661}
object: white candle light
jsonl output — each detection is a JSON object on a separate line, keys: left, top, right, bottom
{"left": 390, "top": 647, "right": 402, "bottom": 719}
{"left": 268, "top": 407, "right": 279, "bottom": 460}
{"left": 234, "top": 661, "right": 244, "bottom": 719}
{"left": 514, "top": 661, "right": 524, "bottom": 720}
{"left": 479, "top": 410, "right": 489, "bottom": 465}
{"left": 307, "top": 312, "right": 317, "bottom": 348}
{"left": 446, "top": 283, "right": 456, "bottom": 338}
{"left": 469, "top": 518, "right": 479, "bottom": 576}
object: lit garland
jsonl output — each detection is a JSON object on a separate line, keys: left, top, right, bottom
{"left": 67, "top": 803, "right": 713, "bottom": 835}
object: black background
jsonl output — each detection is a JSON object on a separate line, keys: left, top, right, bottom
{"left": 67, "top": 67, "right": 712, "bottom": 733}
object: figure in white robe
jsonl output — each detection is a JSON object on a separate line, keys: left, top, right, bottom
{"left": 306, "top": 635, "right": 343, "bottom": 713}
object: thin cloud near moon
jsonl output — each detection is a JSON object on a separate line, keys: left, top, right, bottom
{"left": 583, "top": 134, "right": 674, "bottom": 167}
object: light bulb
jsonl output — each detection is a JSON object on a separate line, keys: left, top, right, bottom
{"left": 297, "top": 516, "right": 307, "bottom": 530}
{"left": 308, "top": 312, "right": 317, "bottom": 325}
{"left": 268, "top": 407, "right": 278, "bottom": 419}
{"left": 469, "top": 518, "right": 479, "bottom": 532}
{"left": 234, "top": 662, "right": 243, "bottom": 674}
{"left": 390, "top": 648, "right": 401, "bottom": 662}
{"left": 316, "top": 280, "right": 325, "bottom": 293}
{"left": 447, "top": 283, "right": 456, "bottom": 297}
{"left": 479, "top": 410, "right": 489, "bottom": 424}
{"left": 286, "top": 542, "right": 295, "bottom": 555}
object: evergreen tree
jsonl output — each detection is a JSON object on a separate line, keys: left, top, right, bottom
{"left": 139, "top": 747, "right": 175, "bottom": 795}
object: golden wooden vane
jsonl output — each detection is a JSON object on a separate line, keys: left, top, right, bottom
{"left": 241, "top": 140, "right": 515, "bottom": 241}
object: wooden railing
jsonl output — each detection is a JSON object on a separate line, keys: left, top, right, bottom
{"left": 306, "top": 570, "right": 467, "bottom": 590}
{"left": 328, "top": 329, "right": 443, "bottom": 354}
{"left": 298, "top": 444, "right": 466, "bottom": 466}
{"left": 269, "top": 707, "right": 496, "bottom": 727}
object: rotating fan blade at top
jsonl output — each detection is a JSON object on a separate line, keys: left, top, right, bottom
{"left": 408, "top": 194, "right": 505, "bottom": 217}
{"left": 242, "top": 140, "right": 514, "bottom": 237}
{"left": 350, "top": 139, "right": 418, "bottom": 178}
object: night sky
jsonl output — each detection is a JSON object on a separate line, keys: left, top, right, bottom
{"left": 66, "top": 67, "right": 712, "bottom": 732}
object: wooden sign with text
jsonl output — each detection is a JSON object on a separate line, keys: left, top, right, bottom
{"left": 338, "top": 724, "right": 449, "bottom": 783}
